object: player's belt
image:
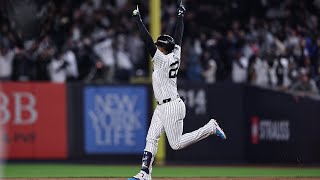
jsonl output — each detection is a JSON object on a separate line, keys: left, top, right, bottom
{"left": 157, "top": 95, "right": 182, "bottom": 105}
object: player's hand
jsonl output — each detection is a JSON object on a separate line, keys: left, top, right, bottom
{"left": 177, "top": 3, "right": 186, "bottom": 17}
{"left": 132, "top": 5, "right": 141, "bottom": 21}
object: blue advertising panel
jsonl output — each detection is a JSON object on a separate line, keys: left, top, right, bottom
{"left": 84, "top": 86, "right": 148, "bottom": 154}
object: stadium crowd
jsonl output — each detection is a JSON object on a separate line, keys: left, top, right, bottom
{"left": 0, "top": 0, "right": 319, "bottom": 95}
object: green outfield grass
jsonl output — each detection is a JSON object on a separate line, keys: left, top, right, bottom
{"left": 2, "top": 163, "right": 320, "bottom": 178}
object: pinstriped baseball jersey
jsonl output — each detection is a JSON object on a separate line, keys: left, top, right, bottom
{"left": 152, "top": 45, "right": 181, "bottom": 102}
{"left": 144, "top": 43, "right": 216, "bottom": 158}
{"left": 129, "top": 4, "right": 227, "bottom": 180}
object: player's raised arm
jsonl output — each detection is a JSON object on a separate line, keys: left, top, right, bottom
{"left": 132, "top": 5, "right": 157, "bottom": 57}
{"left": 173, "top": 2, "right": 186, "bottom": 47}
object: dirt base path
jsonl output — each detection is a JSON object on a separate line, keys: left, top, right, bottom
{"left": 3, "top": 178, "right": 319, "bottom": 180}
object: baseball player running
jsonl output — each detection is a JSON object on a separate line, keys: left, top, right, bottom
{"left": 129, "top": 2, "right": 226, "bottom": 180}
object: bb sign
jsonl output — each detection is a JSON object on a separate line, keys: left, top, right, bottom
{"left": 0, "top": 83, "right": 67, "bottom": 159}
{"left": 0, "top": 92, "right": 38, "bottom": 125}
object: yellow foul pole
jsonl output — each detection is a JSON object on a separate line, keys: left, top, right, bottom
{"left": 149, "top": 0, "right": 165, "bottom": 165}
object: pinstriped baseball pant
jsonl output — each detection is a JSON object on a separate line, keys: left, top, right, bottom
{"left": 144, "top": 97, "right": 213, "bottom": 156}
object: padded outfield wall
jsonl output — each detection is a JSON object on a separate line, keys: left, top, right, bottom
{"left": 0, "top": 82, "right": 319, "bottom": 164}
{"left": 166, "top": 82, "right": 320, "bottom": 164}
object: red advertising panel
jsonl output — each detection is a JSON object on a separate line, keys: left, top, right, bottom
{"left": 0, "top": 83, "right": 67, "bottom": 159}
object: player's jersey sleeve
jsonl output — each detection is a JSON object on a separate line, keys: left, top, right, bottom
{"left": 173, "top": 45, "right": 181, "bottom": 60}
{"left": 153, "top": 49, "right": 167, "bottom": 68}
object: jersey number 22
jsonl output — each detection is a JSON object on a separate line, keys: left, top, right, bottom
{"left": 169, "top": 61, "right": 179, "bottom": 78}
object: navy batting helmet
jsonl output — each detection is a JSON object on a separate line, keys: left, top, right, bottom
{"left": 155, "top": 34, "right": 175, "bottom": 53}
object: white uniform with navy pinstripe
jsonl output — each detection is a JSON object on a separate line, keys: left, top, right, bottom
{"left": 144, "top": 45, "right": 215, "bottom": 158}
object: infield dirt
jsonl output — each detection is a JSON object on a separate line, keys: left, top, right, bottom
{"left": 2, "top": 178, "right": 320, "bottom": 180}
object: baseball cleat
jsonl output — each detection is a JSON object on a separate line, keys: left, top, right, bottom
{"left": 211, "top": 119, "right": 227, "bottom": 139}
{"left": 128, "top": 171, "right": 151, "bottom": 180}
{"left": 128, "top": 178, "right": 139, "bottom": 180}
